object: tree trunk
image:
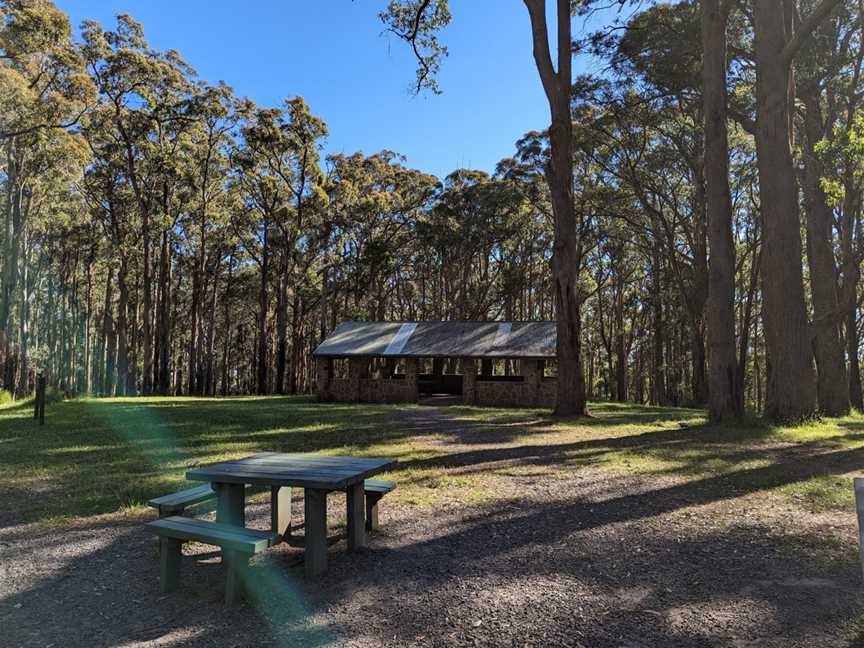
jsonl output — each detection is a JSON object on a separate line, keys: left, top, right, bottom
{"left": 651, "top": 243, "right": 667, "bottom": 405}
{"left": 116, "top": 259, "right": 130, "bottom": 397}
{"left": 614, "top": 279, "right": 626, "bottom": 402}
{"left": 0, "top": 143, "right": 24, "bottom": 353}
{"left": 801, "top": 89, "right": 849, "bottom": 415}
{"left": 187, "top": 269, "right": 200, "bottom": 396}
{"left": 156, "top": 229, "right": 172, "bottom": 396}
{"left": 524, "top": 0, "right": 588, "bottom": 416}
{"left": 101, "top": 267, "right": 115, "bottom": 395}
{"left": 842, "top": 183, "right": 863, "bottom": 411}
{"left": 690, "top": 325, "right": 708, "bottom": 406}
{"left": 848, "top": 308, "right": 863, "bottom": 410}
{"left": 204, "top": 262, "right": 219, "bottom": 396}
{"left": 257, "top": 222, "right": 270, "bottom": 395}
{"left": 752, "top": 0, "right": 817, "bottom": 421}
{"left": 141, "top": 218, "right": 153, "bottom": 396}
{"left": 275, "top": 270, "right": 288, "bottom": 395}
{"left": 289, "top": 293, "right": 303, "bottom": 395}
{"left": 221, "top": 254, "right": 234, "bottom": 396}
{"left": 702, "top": 0, "right": 741, "bottom": 421}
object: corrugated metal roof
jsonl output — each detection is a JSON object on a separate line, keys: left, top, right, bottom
{"left": 313, "top": 321, "right": 557, "bottom": 359}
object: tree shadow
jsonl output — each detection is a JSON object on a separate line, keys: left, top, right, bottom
{"left": 0, "top": 502, "right": 337, "bottom": 648}
{"left": 0, "top": 397, "right": 414, "bottom": 525}
{"left": 312, "top": 441, "right": 864, "bottom": 645}
{"left": 3, "top": 423, "right": 862, "bottom": 646}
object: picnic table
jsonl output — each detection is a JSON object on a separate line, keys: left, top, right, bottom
{"left": 186, "top": 452, "right": 395, "bottom": 577}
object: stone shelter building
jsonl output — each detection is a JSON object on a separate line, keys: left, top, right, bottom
{"left": 313, "top": 321, "right": 557, "bottom": 408}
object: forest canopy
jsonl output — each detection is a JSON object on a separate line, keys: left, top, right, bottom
{"left": 0, "top": 0, "right": 861, "bottom": 423}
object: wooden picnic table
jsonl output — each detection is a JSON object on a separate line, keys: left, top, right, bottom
{"left": 186, "top": 452, "right": 395, "bottom": 576}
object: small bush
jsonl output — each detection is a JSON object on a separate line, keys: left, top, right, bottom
{"left": 0, "top": 390, "right": 12, "bottom": 405}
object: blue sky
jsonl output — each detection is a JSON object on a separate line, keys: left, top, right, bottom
{"left": 56, "top": 1, "right": 612, "bottom": 179}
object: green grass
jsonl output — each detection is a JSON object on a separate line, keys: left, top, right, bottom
{"left": 444, "top": 402, "right": 864, "bottom": 514}
{"left": 2, "top": 396, "right": 864, "bottom": 525}
{"left": 0, "top": 396, "right": 415, "bottom": 522}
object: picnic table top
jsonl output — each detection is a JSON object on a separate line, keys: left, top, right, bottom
{"left": 186, "top": 452, "right": 395, "bottom": 491}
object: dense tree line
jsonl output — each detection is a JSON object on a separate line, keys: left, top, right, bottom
{"left": 1, "top": 0, "right": 862, "bottom": 423}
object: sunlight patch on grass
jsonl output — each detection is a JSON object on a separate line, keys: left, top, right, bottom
{"left": 445, "top": 405, "right": 864, "bottom": 515}
{"left": 841, "top": 608, "right": 864, "bottom": 642}
{"left": 773, "top": 414, "right": 864, "bottom": 448}
{"left": 0, "top": 395, "right": 407, "bottom": 521}
{"left": 5, "top": 396, "right": 864, "bottom": 525}
{"left": 778, "top": 475, "right": 855, "bottom": 512}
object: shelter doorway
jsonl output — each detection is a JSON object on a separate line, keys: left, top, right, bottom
{"left": 417, "top": 357, "right": 464, "bottom": 397}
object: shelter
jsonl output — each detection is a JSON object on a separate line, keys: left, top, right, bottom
{"left": 313, "top": 321, "right": 558, "bottom": 407}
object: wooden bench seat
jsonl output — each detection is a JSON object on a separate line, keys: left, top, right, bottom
{"left": 363, "top": 479, "right": 396, "bottom": 531}
{"left": 148, "top": 516, "right": 280, "bottom": 604}
{"left": 148, "top": 483, "right": 262, "bottom": 517}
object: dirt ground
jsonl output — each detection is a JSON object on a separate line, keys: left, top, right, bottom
{"left": 1, "top": 407, "right": 862, "bottom": 648}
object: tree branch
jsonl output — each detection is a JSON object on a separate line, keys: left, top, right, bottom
{"left": 781, "top": 0, "right": 844, "bottom": 66}
{"left": 0, "top": 105, "right": 90, "bottom": 140}
{"left": 557, "top": 0, "right": 571, "bottom": 92}
{"left": 524, "top": 0, "right": 559, "bottom": 104}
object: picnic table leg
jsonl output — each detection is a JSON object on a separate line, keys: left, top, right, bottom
{"left": 304, "top": 488, "right": 328, "bottom": 577}
{"left": 365, "top": 493, "right": 381, "bottom": 532}
{"left": 271, "top": 486, "right": 292, "bottom": 539}
{"left": 346, "top": 482, "right": 366, "bottom": 551}
{"left": 214, "top": 481, "right": 246, "bottom": 595}
{"left": 159, "top": 537, "right": 181, "bottom": 593}
{"left": 214, "top": 482, "right": 246, "bottom": 527}
{"left": 224, "top": 551, "right": 249, "bottom": 606}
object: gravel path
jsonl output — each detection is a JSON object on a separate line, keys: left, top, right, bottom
{"left": 0, "top": 406, "right": 861, "bottom": 647}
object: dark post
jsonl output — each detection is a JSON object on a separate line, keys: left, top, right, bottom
{"left": 34, "top": 374, "right": 46, "bottom": 425}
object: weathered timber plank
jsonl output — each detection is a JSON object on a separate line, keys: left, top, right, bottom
{"left": 186, "top": 454, "right": 395, "bottom": 491}
{"left": 188, "top": 466, "right": 393, "bottom": 490}
{"left": 241, "top": 452, "right": 390, "bottom": 467}
{"left": 149, "top": 517, "right": 278, "bottom": 553}
{"left": 363, "top": 480, "right": 396, "bottom": 494}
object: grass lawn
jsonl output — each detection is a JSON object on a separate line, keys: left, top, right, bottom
{"left": 1, "top": 395, "right": 862, "bottom": 525}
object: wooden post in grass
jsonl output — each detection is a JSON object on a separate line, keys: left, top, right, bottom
{"left": 33, "top": 374, "right": 46, "bottom": 425}
{"left": 855, "top": 478, "right": 864, "bottom": 581}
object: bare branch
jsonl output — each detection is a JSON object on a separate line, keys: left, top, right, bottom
{"left": 781, "top": 0, "right": 844, "bottom": 66}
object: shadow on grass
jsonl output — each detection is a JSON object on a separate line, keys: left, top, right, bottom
{"left": 2, "top": 397, "right": 863, "bottom": 645}
{"left": 0, "top": 397, "right": 412, "bottom": 525}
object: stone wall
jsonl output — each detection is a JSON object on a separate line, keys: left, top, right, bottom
{"left": 359, "top": 378, "right": 415, "bottom": 403}
{"left": 464, "top": 358, "right": 556, "bottom": 408}
{"left": 474, "top": 379, "right": 557, "bottom": 408}
{"left": 316, "top": 358, "right": 333, "bottom": 400}
{"left": 317, "top": 357, "right": 420, "bottom": 403}
{"left": 404, "top": 358, "right": 420, "bottom": 402}
{"left": 463, "top": 359, "right": 477, "bottom": 404}
{"left": 317, "top": 357, "right": 367, "bottom": 402}
{"left": 318, "top": 355, "right": 556, "bottom": 408}
{"left": 329, "top": 378, "right": 357, "bottom": 401}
